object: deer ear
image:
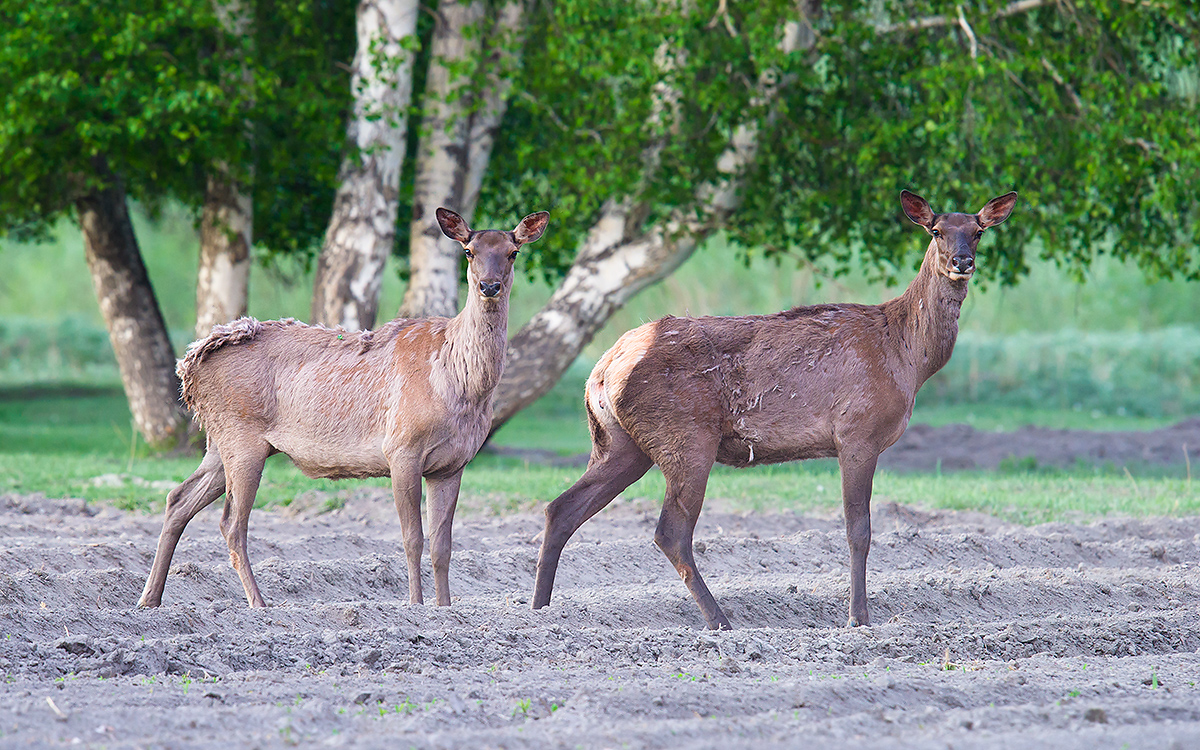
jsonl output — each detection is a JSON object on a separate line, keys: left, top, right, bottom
{"left": 978, "top": 191, "right": 1018, "bottom": 228}
{"left": 900, "top": 190, "right": 935, "bottom": 228}
{"left": 513, "top": 211, "right": 549, "bottom": 246}
{"left": 436, "top": 207, "right": 472, "bottom": 244}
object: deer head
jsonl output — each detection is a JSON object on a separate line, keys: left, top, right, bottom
{"left": 436, "top": 208, "right": 550, "bottom": 301}
{"left": 901, "top": 190, "right": 1019, "bottom": 281}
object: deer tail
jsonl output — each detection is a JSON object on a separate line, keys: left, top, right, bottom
{"left": 584, "top": 353, "right": 624, "bottom": 461}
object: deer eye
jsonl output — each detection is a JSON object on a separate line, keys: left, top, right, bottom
{"left": 508, "top": 250, "right": 519, "bottom": 261}
{"left": 463, "top": 248, "right": 474, "bottom": 259}
{"left": 931, "top": 228, "right": 941, "bottom": 238}
{"left": 976, "top": 230, "right": 984, "bottom": 239}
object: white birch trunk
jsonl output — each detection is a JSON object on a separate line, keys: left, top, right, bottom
{"left": 400, "top": 0, "right": 525, "bottom": 319}
{"left": 196, "top": 168, "right": 252, "bottom": 339}
{"left": 196, "top": 0, "right": 253, "bottom": 340}
{"left": 461, "top": 1, "right": 524, "bottom": 217}
{"left": 400, "top": 0, "right": 487, "bottom": 319}
{"left": 311, "top": 0, "right": 419, "bottom": 330}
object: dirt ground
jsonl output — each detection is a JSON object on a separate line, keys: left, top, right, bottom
{"left": 2, "top": 423, "right": 1200, "bottom": 748}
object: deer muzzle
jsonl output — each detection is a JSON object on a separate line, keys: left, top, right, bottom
{"left": 949, "top": 253, "right": 975, "bottom": 280}
{"left": 479, "top": 280, "right": 503, "bottom": 298}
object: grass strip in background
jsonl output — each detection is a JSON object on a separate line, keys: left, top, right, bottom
{"left": 3, "top": 450, "right": 1196, "bottom": 526}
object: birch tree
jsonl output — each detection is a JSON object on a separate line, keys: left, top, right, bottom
{"left": 399, "top": 0, "right": 525, "bottom": 319}
{"left": 310, "top": 0, "right": 420, "bottom": 330}
{"left": 303, "top": 0, "right": 1195, "bottom": 433}
{"left": 195, "top": 0, "right": 254, "bottom": 340}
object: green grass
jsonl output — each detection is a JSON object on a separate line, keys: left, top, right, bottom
{"left": 2, "top": 381, "right": 1197, "bottom": 522}
{"left": 4, "top": 440, "right": 1196, "bottom": 525}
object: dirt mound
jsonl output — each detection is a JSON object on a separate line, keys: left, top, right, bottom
{"left": 1, "top": 490, "right": 1198, "bottom": 748}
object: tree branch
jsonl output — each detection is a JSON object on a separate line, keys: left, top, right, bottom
{"left": 956, "top": 5, "right": 978, "bottom": 59}
{"left": 1041, "top": 55, "right": 1085, "bottom": 112}
{"left": 877, "top": 0, "right": 1053, "bottom": 34}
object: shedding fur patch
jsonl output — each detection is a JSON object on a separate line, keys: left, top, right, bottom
{"left": 177, "top": 317, "right": 264, "bottom": 410}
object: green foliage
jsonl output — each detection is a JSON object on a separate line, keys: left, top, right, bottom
{"left": 242, "top": 0, "right": 356, "bottom": 260}
{"left": 738, "top": 0, "right": 1200, "bottom": 284}
{"left": 485, "top": 0, "right": 797, "bottom": 278}
{"left": 485, "top": 0, "right": 1199, "bottom": 285}
{"left": 0, "top": 318, "right": 116, "bottom": 381}
{"left": 0, "top": 0, "right": 354, "bottom": 257}
{"left": 6, "top": 0, "right": 1194, "bottom": 284}
{"left": 0, "top": 0, "right": 225, "bottom": 233}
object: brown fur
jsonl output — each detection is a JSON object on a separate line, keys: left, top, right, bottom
{"left": 532, "top": 190, "right": 1017, "bottom": 630}
{"left": 139, "top": 208, "right": 549, "bottom": 609}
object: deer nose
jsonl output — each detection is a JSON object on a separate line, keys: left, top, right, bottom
{"left": 479, "top": 281, "right": 503, "bottom": 298}
{"left": 952, "top": 254, "right": 974, "bottom": 272}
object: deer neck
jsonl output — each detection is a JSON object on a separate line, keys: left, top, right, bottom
{"left": 444, "top": 290, "right": 509, "bottom": 401}
{"left": 892, "top": 242, "right": 969, "bottom": 387}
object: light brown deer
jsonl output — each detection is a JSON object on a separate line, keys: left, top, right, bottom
{"left": 531, "top": 190, "right": 1017, "bottom": 630}
{"left": 138, "top": 208, "right": 549, "bottom": 608}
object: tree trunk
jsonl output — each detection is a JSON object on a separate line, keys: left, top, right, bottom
{"left": 400, "top": 0, "right": 488, "bottom": 319}
{"left": 196, "top": 0, "right": 253, "bottom": 341}
{"left": 77, "top": 174, "right": 189, "bottom": 451}
{"left": 195, "top": 168, "right": 251, "bottom": 339}
{"left": 400, "top": 0, "right": 525, "bottom": 319}
{"left": 311, "top": 0, "right": 420, "bottom": 330}
{"left": 489, "top": 9, "right": 818, "bottom": 432}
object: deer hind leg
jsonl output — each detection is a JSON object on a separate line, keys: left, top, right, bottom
{"left": 838, "top": 450, "right": 880, "bottom": 627}
{"left": 532, "top": 433, "right": 653, "bottom": 610}
{"left": 218, "top": 441, "right": 270, "bottom": 608}
{"left": 654, "top": 442, "right": 729, "bottom": 630}
{"left": 389, "top": 457, "right": 426, "bottom": 604}
{"left": 138, "top": 444, "right": 227, "bottom": 607}
{"left": 426, "top": 471, "right": 463, "bottom": 607}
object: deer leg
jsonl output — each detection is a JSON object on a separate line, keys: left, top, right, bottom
{"left": 138, "top": 445, "right": 227, "bottom": 607}
{"left": 390, "top": 459, "right": 426, "bottom": 605}
{"left": 532, "top": 440, "right": 653, "bottom": 610}
{"left": 426, "top": 471, "right": 463, "bottom": 607}
{"left": 655, "top": 449, "right": 729, "bottom": 630}
{"left": 838, "top": 451, "right": 879, "bottom": 627}
{"left": 218, "top": 443, "right": 270, "bottom": 608}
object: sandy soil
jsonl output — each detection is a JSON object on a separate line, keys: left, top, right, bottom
{"left": 2, "top": 475, "right": 1199, "bottom": 749}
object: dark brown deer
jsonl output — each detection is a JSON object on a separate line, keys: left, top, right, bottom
{"left": 138, "top": 208, "right": 549, "bottom": 608}
{"left": 531, "top": 190, "right": 1017, "bottom": 630}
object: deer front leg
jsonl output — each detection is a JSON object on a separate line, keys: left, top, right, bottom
{"left": 390, "top": 458, "right": 426, "bottom": 605}
{"left": 425, "top": 471, "right": 462, "bottom": 607}
{"left": 838, "top": 450, "right": 879, "bottom": 627}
